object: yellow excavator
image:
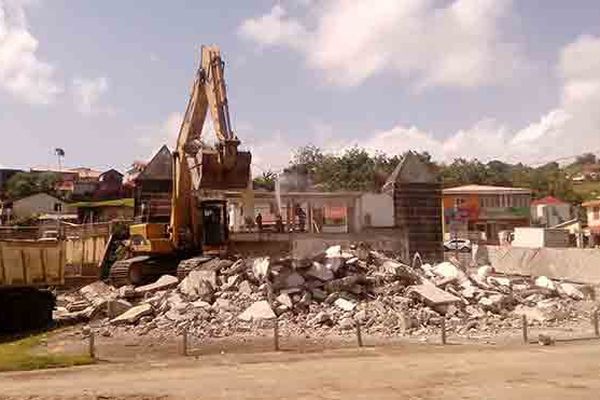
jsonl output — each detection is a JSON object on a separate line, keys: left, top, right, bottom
{"left": 109, "top": 45, "right": 251, "bottom": 286}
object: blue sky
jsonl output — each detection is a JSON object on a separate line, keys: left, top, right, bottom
{"left": 1, "top": 0, "right": 600, "bottom": 174}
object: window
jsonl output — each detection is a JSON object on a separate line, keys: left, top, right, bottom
{"left": 594, "top": 206, "right": 600, "bottom": 220}
{"left": 454, "top": 197, "right": 466, "bottom": 208}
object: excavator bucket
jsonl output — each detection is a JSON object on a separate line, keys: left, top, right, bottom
{"left": 198, "top": 150, "right": 252, "bottom": 190}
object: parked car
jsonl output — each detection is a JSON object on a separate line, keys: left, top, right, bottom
{"left": 443, "top": 238, "right": 472, "bottom": 252}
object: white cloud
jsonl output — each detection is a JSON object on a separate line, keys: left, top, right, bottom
{"left": 71, "top": 76, "right": 114, "bottom": 115}
{"left": 0, "top": 0, "right": 62, "bottom": 104}
{"left": 239, "top": 0, "right": 518, "bottom": 88}
{"left": 136, "top": 111, "right": 183, "bottom": 155}
{"left": 248, "top": 34, "right": 600, "bottom": 167}
{"left": 238, "top": 4, "right": 307, "bottom": 50}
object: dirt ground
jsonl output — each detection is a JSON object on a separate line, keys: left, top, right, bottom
{"left": 1, "top": 333, "right": 600, "bottom": 399}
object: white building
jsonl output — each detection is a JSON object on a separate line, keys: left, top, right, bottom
{"left": 530, "top": 196, "right": 571, "bottom": 227}
{"left": 11, "top": 193, "right": 68, "bottom": 220}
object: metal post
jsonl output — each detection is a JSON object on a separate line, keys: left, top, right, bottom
{"left": 593, "top": 310, "right": 599, "bottom": 337}
{"left": 522, "top": 314, "right": 528, "bottom": 344}
{"left": 356, "top": 321, "right": 363, "bottom": 348}
{"left": 441, "top": 318, "right": 447, "bottom": 345}
{"left": 274, "top": 318, "right": 280, "bottom": 351}
{"left": 88, "top": 332, "right": 95, "bottom": 359}
{"left": 182, "top": 327, "right": 189, "bottom": 356}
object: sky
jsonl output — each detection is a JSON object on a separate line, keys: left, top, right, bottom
{"left": 1, "top": 0, "right": 600, "bottom": 175}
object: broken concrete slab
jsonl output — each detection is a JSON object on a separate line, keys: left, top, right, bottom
{"left": 135, "top": 275, "right": 178, "bottom": 295}
{"left": 79, "top": 281, "right": 114, "bottom": 304}
{"left": 407, "top": 281, "right": 461, "bottom": 306}
{"left": 252, "top": 257, "right": 270, "bottom": 281}
{"left": 276, "top": 293, "right": 293, "bottom": 309}
{"left": 238, "top": 280, "right": 253, "bottom": 295}
{"left": 334, "top": 297, "right": 356, "bottom": 311}
{"left": 306, "top": 261, "right": 334, "bottom": 281}
{"left": 237, "top": 300, "right": 276, "bottom": 322}
{"left": 535, "top": 276, "right": 556, "bottom": 291}
{"left": 284, "top": 272, "right": 305, "bottom": 288}
{"left": 558, "top": 282, "right": 584, "bottom": 300}
{"left": 106, "top": 299, "right": 132, "bottom": 319}
{"left": 111, "top": 303, "right": 153, "bottom": 325}
{"left": 179, "top": 270, "right": 215, "bottom": 300}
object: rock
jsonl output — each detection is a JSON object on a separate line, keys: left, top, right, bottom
{"left": 238, "top": 280, "right": 253, "bottom": 295}
{"left": 477, "top": 265, "right": 493, "bottom": 279}
{"left": 311, "top": 311, "right": 332, "bottom": 325}
{"left": 334, "top": 298, "right": 356, "bottom": 311}
{"left": 117, "top": 285, "right": 136, "bottom": 299}
{"left": 311, "top": 288, "right": 328, "bottom": 302}
{"left": 325, "top": 245, "right": 342, "bottom": 257}
{"left": 514, "top": 299, "right": 566, "bottom": 323}
{"left": 79, "top": 281, "right": 113, "bottom": 305}
{"left": 284, "top": 272, "right": 305, "bottom": 288}
{"left": 191, "top": 299, "right": 211, "bottom": 309}
{"left": 487, "top": 276, "right": 511, "bottom": 288}
{"left": 135, "top": 275, "right": 178, "bottom": 295}
{"left": 306, "top": 262, "right": 334, "bottom": 281}
{"left": 339, "top": 317, "right": 355, "bottom": 330}
{"left": 111, "top": 304, "right": 153, "bottom": 325}
{"left": 558, "top": 282, "right": 584, "bottom": 300}
{"left": 407, "top": 281, "right": 461, "bottom": 306}
{"left": 324, "top": 292, "right": 339, "bottom": 305}
{"left": 214, "top": 298, "right": 234, "bottom": 312}
{"left": 66, "top": 300, "right": 90, "bottom": 313}
{"left": 325, "top": 258, "right": 344, "bottom": 273}
{"left": 538, "top": 334, "right": 554, "bottom": 346}
{"left": 478, "top": 294, "right": 512, "bottom": 313}
{"left": 276, "top": 293, "right": 293, "bottom": 309}
{"left": 237, "top": 300, "right": 276, "bottom": 322}
{"left": 535, "top": 276, "right": 556, "bottom": 291}
{"left": 179, "top": 271, "right": 214, "bottom": 301}
{"left": 325, "top": 276, "right": 362, "bottom": 293}
{"left": 252, "top": 257, "right": 270, "bottom": 281}
{"left": 106, "top": 300, "right": 132, "bottom": 318}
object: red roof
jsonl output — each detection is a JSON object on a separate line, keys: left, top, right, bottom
{"left": 531, "top": 196, "right": 566, "bottom": 206}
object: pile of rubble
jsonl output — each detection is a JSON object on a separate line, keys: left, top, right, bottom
{"left": 55, "top": 245, "right": 596, "bottom": 339}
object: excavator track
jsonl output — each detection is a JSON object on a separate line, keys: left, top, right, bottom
{"left": 176, "top": 256, "right": 213, "bottom": 280}
{"left": 109, "top": 256, "right": 179, "bottom": 287}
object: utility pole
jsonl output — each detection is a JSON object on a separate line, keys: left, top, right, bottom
{"left": 54, "top": 148, "right": 65, "bottom": 238}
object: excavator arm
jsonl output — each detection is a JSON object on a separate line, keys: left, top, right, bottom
{"left": 170, "top": 45, "right": 251, "bottom": 250}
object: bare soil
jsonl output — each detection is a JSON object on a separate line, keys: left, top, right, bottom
{"left": 1, "top": 329, "right": 600, "bottom": 399}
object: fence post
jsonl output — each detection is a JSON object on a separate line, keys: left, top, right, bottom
{"left": 522, "top": 314, "right": 528, "bottom": 344}
{"left": 182, "top": 327, "right": 188, "bottom": 356}
{"left": 593, "top": 310, "right": 599, "bottom": 337}
{"left": 441, "top": 318, "right": 447, "bottom": 345}
{"left": 356, "top": 321, "right": 363, "bottom": 348}
{"left": 88, "top": 332, "right": 95, "bottom": 359}
{"left": 274, "top": 318, "right": 280, "bottom": 351}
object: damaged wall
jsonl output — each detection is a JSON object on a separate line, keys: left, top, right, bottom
{"left": 486, "top": 245, "right": 600, "bottom": 284}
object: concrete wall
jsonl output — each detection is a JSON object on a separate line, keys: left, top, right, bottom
{"left": 486, "top": 245, "right": 600, "bottom": 284}
{"left": 360, "top": 193, "right": 394, "bottom": 228}
{"left": 512, "top": 227, "right": 570, "bottom": 248}
{"left": 532, "top": 204, "right": 571, "bottom": 227}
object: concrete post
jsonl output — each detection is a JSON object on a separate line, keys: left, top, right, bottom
{"left": 273, "top": 318, "right": 280, "bottom": 351}
{"left": 182, "top": 327, "right": 188, "bottom": 356}
{"left": 441, "top": 318, "right": 447, "bottom": 345}
{"left": 522, "top": 314, "right": 528, "bottom": 344}
{"left": 356, "top": 321, "right": 363, "bottom": 348}
{"left": 89, "top": 332, "right": 95, "bottom": 359}
{"left": 593, "top": 310, "right": 599, "bottom": 337}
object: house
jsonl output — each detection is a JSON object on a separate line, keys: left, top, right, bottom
{"left": 10, "top": 193, "right": 70, "bottom": 221}
{"left": 442, "top": 184, "right": 531, "bottom": 244}
{"left": 130, "top": 146, "right": 173, "bottom": 223}
{"left": 71, "top": 198, "right": 134, "bottom": 223}
{"left": 530, "top": 196, "right": 571, "bottom": 227}
{"left": 583, "top": 199, "right": 600, "bottom": 246}
{"left": 94, "top": 169, "right": 125, "bottom": 199}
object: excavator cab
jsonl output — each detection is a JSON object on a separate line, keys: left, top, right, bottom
{"left": 200, "top": 200, "right": 229, "bottom": 254}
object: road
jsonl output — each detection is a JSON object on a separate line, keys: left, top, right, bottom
{"left": 1, "top": 341, "right": 599, "bottom": 399}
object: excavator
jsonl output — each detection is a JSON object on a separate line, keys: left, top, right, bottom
{"left": 109, "top": 45, "right": 252, "bottom": 286}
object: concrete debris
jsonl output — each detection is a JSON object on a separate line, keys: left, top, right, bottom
{"left": 111, "top": 304, "right": 153, "bottom": 325}
{"left": 135, "top": 275, "right": 178, "bottom": 295}
{"left": 237, "top": 300, "right": 276, "bottom": 322}
{"left": 334, "top": 298, "right": 356, "bottom": 311}
{"left": 56, "top": 245, "right": 594, "bottom": 339}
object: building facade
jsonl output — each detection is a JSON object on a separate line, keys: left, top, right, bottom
{"left": 442, "top": 185, "right": 531, "bottom": 244}
{"left": 583, "top": 199, "right": 600, "bottom": 246}
{"left": 530, "top": 196, "right": 571, "bottom": 227}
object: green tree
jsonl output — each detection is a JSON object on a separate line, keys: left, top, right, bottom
{"left": 252, "top": 170, "right": 277, "bottom": 191}
{"left": 5, "top": 172, "right": 59, "bottom": 199}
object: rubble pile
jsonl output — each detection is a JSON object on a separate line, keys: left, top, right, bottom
{"left": 55, "top": 245, "right": 597, "bottom": 339}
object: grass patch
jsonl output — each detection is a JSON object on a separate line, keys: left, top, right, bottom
{"left": 0, "top": 334, "right": 94, "bottom": 372}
